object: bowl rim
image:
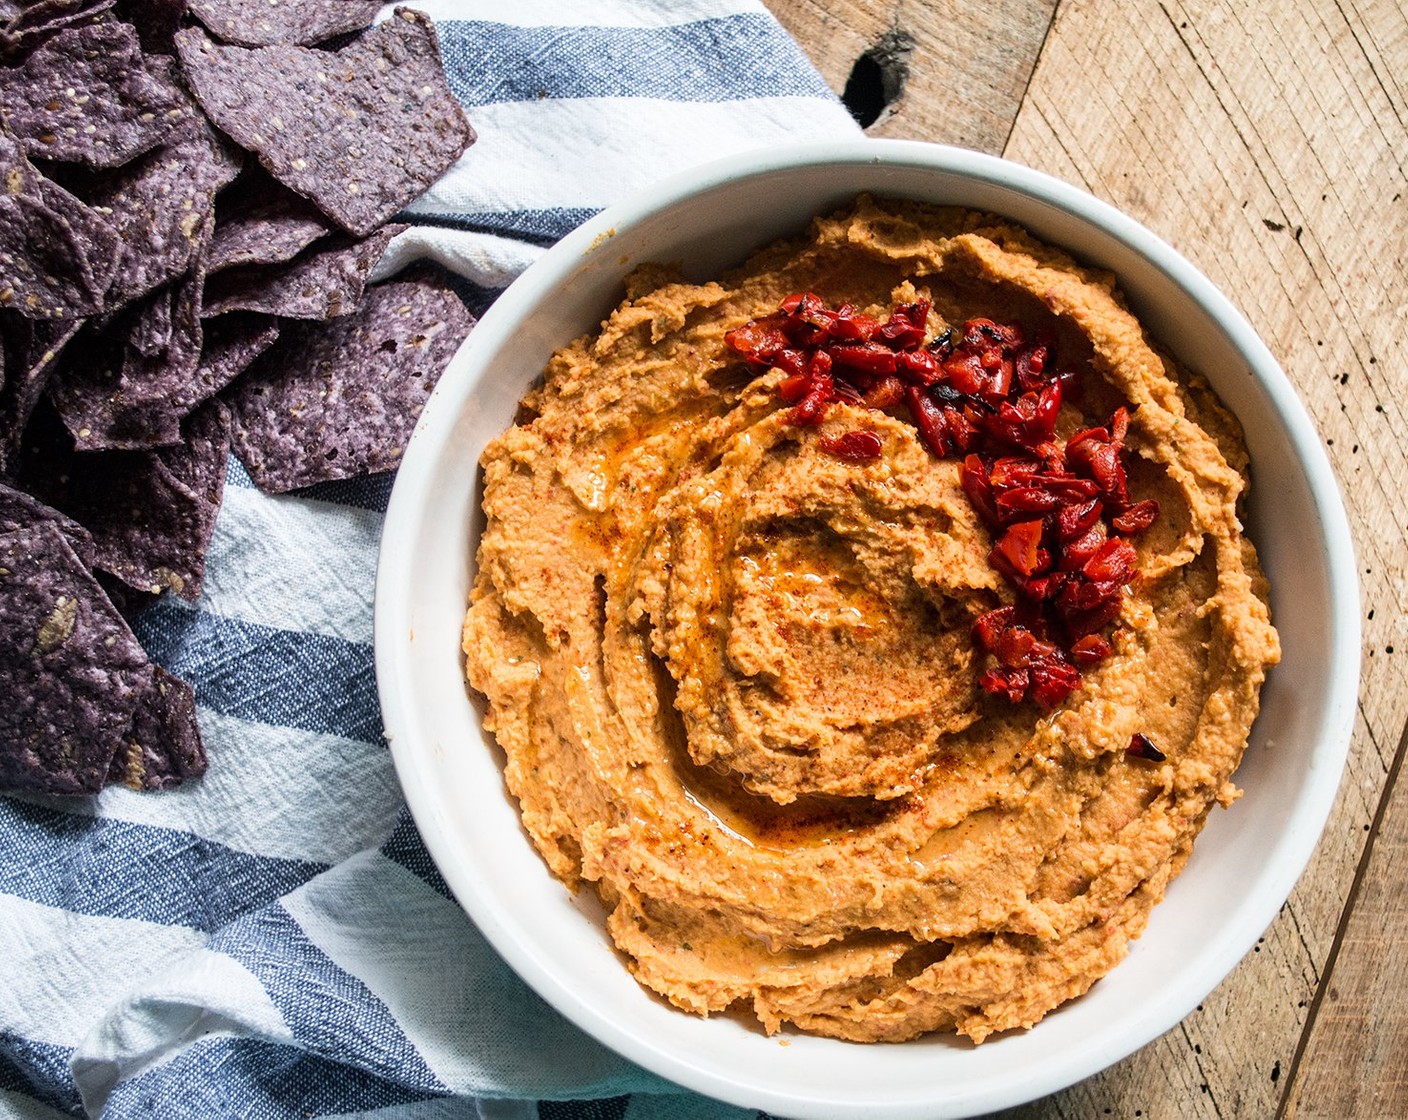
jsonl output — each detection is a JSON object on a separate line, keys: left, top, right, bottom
{"left": 374, "top": 139, "right": 1360, "bottom": 1117}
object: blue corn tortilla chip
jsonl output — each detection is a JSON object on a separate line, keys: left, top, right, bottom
{"left": 108, "top": 663, "right": 206, "bottom": 790}
{"left": 203, "top": 222, "right": 402, "bottom": 320}
{"left": 0, "top": 478, "right": 94, "bottom": 563}
{"left": 0, "top": 124, "right": 119, "bottom": 320}
{"left": 188, "top": 308, "right": 277, "bottom": 396}
{"left": 83, "top": 117, "right": 242, "bottom": 308}
{"left": 188, "top": 0, "right": 383, "bottom": 47}
{"left": 123, "top": 283, "right": 175, "bottom": 357}
{"left": 0, "top": 519, "right": 149, "bottom": 795}
{"left": 206, "top": 169, "right": 331, "bottom": 274}
{"left": 225, "top": 265, "right": 474, "bottom": 492}
{"left": 0, "top": 312, "right": 81, "bottom": 466}
{"left": 48, "top": 306, "right": 272, "bottom": 459}
{"left": 0, "top": 0, "right": 114, "bottom": 60}
{"left": 42, "top": 328, "right": 131, "bottom": 443}
{"left": 0, "top": 21, "right": 195, "bottom": 166}
{"left": 48, "top": 222, "right": 209, "bottom": 449}
{"left": 174, "top": 11, "right": 475, "bottom": 236}
{"left": 19, "top": 398, "right": 229, "bottom": 600}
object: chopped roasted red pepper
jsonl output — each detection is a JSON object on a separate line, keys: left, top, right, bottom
{"left": 817, "top": 430, "right": 884, "bottom": 463}
{"left": 994, "top": 520, "right": 1048, "bottom": 578}
{"left": 1126, "top": 732, "right": 1167, "bottom": 762}
{"left": 723, "top": 292, "right": 1159, "bottom": 710}
{"left": 1112, "top": 499, "right": 1160, "bottom": 536}
{"left": 830, "top": 342, "right": 898, "bottom": 376}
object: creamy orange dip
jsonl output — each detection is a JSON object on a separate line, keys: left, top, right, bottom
{"left": 463, "top": 196, "right": 1279, "bottom": 1043}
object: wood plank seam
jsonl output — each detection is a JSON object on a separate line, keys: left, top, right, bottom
{"left": 1358, "top": 694, "right": 1391, "bottom": 773}
{"left": 1158, "top": 6, "right": 1310, "bottom": 296}
{"left": 1163, "top": 12, "right": 1408, "bottom": 725}
{"left": 1028, "top": 100, "right": 1092, "bottom": 191}
{"left": 1275, "top": 711, "right": 1408, "bottom": 1117}
{"left": 1283, "top": 896, "right": 1326, "bottom": 991}
{"left": 1000, "top": 0, "right": 1064, "bottom": 154}
{"left": 1180, "top": 1018, "right": 1227, "bottom": 1119}
{"left": 1331, "top": 0, "right": 1408, "bottom": 158}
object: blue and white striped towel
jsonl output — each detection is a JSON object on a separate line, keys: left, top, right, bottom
{"left": 0, "top": 4, "right": 861, "bottom": 1119}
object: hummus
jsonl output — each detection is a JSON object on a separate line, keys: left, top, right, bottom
{"left": 462, "top": 196, "right": 1280, "bottom": 1043}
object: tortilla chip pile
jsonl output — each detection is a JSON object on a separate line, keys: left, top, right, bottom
{"left": 1, "top": 0, "right": 477, "bottom": 795}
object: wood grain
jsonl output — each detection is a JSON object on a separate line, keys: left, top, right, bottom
{"left": 997, "top": 2, "right": 1408, "bottom": 1115}
{"left": 1004, "top": 0, "right": 1408, "bottom": 1114}
{"left": 771, "top": 0, "right": 1408, "bottom": 1115}
{"left": 1283, "top": 721, "right": 1408, "bottom": 1117}
{"left": 766, "top": 0, "right": 1057, "bottom": 153}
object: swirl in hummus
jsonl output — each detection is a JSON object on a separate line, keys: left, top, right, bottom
{"left": 462, "top": 196, "right": 1280, "bottom": 1043}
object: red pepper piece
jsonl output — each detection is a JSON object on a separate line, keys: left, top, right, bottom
{"left": 778, "top": 293, "right": 835, "bottom": 347}
{"left": 780, "top": 291, "right": 832, "bottom": 330}
{"left": 828, "top": 309, "right": 880, "bottom": 343}
{"left": 1014, "top": 341, "right": 1049, "bottom": 392}
{"left": 877, "top": 299, "right": 930, "bottom": 349}
{"left": 981, "top": 387, "right": 1060, "bottom": 450}
{"left": 1083, "top": 538, "right": 1138, "bottom": 584}
{"left": 994, "top": 520, "right": 1049, "bottom": 578}
{"left": 1056, "top": 498, "right": 1103, "bottom": 541}
{"left": 1068, "top": 436, "right": 1128, "bottom": 502}
{"left": 980, "top": 666, "right": 1030, "bottom": 704}
{"left": 963, "top": 318, "right": 1023, "bottom": 350}
{"left": 942, "top": 404, "right": 977, "bottom": 453}
{"left": 1070, "top": 633, "right": 1112, "bottom": 666}
{"left": 961, "top": 454, "right": 1000, "bottom": 527}
{"left": 1032, "top": 379, "right": 1062, "bottom": 437}
{"left": 830, "top": 342, "right": 898, "bottom": 375}
{"left": 832, "top": 380, "right": 864, "bottom": 404}
{"left": 1061, "top": 596, "right": 1124, "bottom": 640}
{"left": 1029, "top": 657, "right": 1082, "bottom": 709}
{"left": 863, "top": 375, "right": 906, "bottom": 410}
{"left": 787, "top": 365, "right": 835, "bottom": 427}
{"left": 1059, "top": 524, "right": 1106, "bottom": 572}
{"left": 1035, "top": 475, "right": 1100, "bottom": 503}
{"left": 725, "top": 317, "right": 790, "bottom": 365}
{"left": 896, "top": 349, "right": 940, "bottom": 385}
{"left": 789, "top": 389, "right": 830, "bottom": 426}
{"left": 942, "top": 350, "right": 987, "bottom": 396}
{"left": 1112, "top": 499, "right": 1160, "bottom": 536}
{"left": 771, "top": 347, "right": 808, "bottom": 378}
{"left": 907, "top": 385, "right": 953, "bottom": 457}
{"left": 1126, "top": 732, "right": 1167, "bottom": 762}
{"left": 1056, "top": 574, "right": 1123, "bottom": 615}
{"left": 817, "top": 430, "right": 884, "bottom": 463}
{"left": 989, "top": 456, "right": 1043, "bottom": 488}
{"left": 1020, "top": 571, "right": 1063, "bottom": 602}
{"left": 1066, "top": 422, "right": 1108, "bottom": 449}
{"left": 778, "top": 373, "right": 811, "bottom": 403}
{"left": 994, "top": 624, "right": 1037, "bottom": 668}
{"left": 973, "top": 605, "right": 1016, "bottom": 651}
{"left": 996, "top": 486, "right": 1061, "bottom": 519}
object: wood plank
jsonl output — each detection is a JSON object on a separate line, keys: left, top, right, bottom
{"left": 773, "top": 0, "right": 1407, "bottom": 1113}
{"left": 1279, "top": 2, "right": 1408, "bottom": 1111}
{"left": 1282, "top": 721, "right": 1408, "bottom": 1116}
{"left": 990, "top": 0, "right": 1408, "bottom": 1114}
{"left": 765, "top": 0, "right": 1057, "bottom": 152}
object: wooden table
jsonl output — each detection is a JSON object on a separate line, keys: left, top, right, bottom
{"left": 769, "top": 2, "right": 1406, "bottom": 1116}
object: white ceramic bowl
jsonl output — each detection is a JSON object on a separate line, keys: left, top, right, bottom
{"left": 374, "top": 141, "right": 1359, "bottom": 1119}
